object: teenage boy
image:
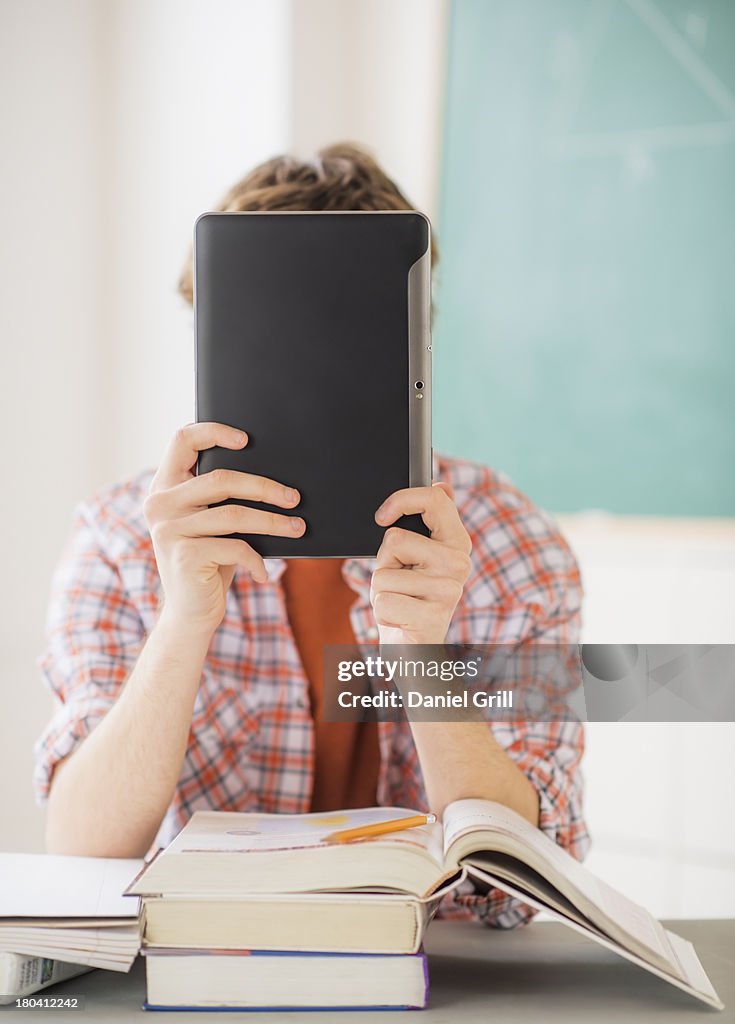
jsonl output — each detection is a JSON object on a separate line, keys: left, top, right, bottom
{"left": 36, "top": 145, "right": 588, "bottom": 927}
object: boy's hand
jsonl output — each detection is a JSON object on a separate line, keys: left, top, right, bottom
{"left": 144, "top": 422, "right": 305, "bottom": 637}
{"left": 370, "top": 483, "right": 472, "bottom": 645}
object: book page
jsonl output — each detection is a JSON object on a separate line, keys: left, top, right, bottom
{"left": 0, "top": 854, "right": 142, "bottom": 919}
{"left": 442, "top": 800, "right": 675, "bottom": 971}
{"left": 463, "top": 864, "right": 723, "bottom": 1010}
{"left": 0, "top": 919, "right": 135, "bottom": 928}
{"left": 167, "top": 807, "right": 443, "bottom": 861}
{"left": 465, "top": 854, "right": 599, "bottom": 931}
{"left": 665, "top": 930, "right": 724, "bottom": 1007}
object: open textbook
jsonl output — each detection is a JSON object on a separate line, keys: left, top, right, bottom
{"left": 127, "top": 800, "right": 723, "bottom": 1010}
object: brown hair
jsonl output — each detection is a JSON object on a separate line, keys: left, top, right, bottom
{"left": 178, "top": 142, "right": 436, "bottom": 305}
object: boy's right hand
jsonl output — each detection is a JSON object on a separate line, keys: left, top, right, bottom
{"left": 144, "top": 422, "right": 305, "bottom": 637}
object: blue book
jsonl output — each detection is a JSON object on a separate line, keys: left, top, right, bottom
{"left": 142, "top": 948, "right": 428, "bottom": 1011}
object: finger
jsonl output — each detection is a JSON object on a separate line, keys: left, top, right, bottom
{"left": 375, "top": 484, "right": 470, "bottom": 552}
{"left": 370, "top": 567, "right": 464, "bottom": 605}
{"left": 372, "top": 591, "right": 419, "bottom": 629}
{"left": 432, "top": 480, "right": 455, "bottom": 502}
{"left": 147, "top": 469, "right": 300, "bottom": 521}
{"left": 372, "top": 591, "right": 438, "bottom": 631}
{"left": 153, "top": 423, "right": 248, "bottom": 490}
{"left": 375, "top": 527, "right": 472, "bottom": 579}
{"left": 174, "top": 504, "right": 306, "bottom": 539}
{"left": 186, "top": 537, "right": 268, "bottom": 583}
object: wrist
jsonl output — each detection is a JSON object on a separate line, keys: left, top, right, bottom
{"left": 154, "top": 606, "right": 217, "bottom": 652}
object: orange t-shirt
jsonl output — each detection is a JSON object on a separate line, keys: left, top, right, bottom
{"left": 281, "top": 559, "right": 380, "bottom": 812}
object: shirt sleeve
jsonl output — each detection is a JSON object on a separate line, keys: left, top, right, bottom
{"left": 443, "top": 718, "right": 589, "bottom": 927}
{"left": 33, "top": 502, "right": 146, "bottom": 804}
{"left": 439, "top": 477, "right": 590, "bottom": 927}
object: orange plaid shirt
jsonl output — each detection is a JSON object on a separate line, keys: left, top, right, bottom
{"left": 34, "top": 452, "right": 589, "bottom": 927}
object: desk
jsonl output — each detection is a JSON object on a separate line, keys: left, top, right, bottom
{"left": 2, "top": 920, "right": 731, "bottom": 1022}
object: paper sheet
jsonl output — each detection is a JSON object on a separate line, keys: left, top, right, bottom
{"left": 0, "top": 854, "right": 142, "bottom": 918}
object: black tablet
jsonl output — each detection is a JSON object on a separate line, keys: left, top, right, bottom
{"left": 194, "top": 210, "right": 432, "bottom": 558}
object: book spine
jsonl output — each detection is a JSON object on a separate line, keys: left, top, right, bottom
{"left": 421, "top": 949, "right": 430, "bottom": 1007}
{"left": 0, "top": 953, "right": 90, "bottom": 1005}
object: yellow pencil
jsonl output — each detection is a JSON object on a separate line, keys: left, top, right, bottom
{"left": 325, "top": 813, "right": 437, "bottom": 844}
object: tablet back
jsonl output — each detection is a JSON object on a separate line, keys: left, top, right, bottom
{"left": 195, "top": 211, "right": 431, "bottom": 558}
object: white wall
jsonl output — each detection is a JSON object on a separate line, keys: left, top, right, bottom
{"left": 100, "top": 0, "right": 291, "bottom": 482}
{"left": 0, "top": 0, "right": 106, "bottom": 851}
{"left": 558, "top": 515, "right": 735, "bottom": 918}
{"left": 289, "top": 0, "right": 449, "bottom": 219}
{"left": 0, "top": 0, "right": 290, "bottom": 851}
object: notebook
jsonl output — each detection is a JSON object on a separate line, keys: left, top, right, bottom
{"left": 0, "top": 853, "right": 142, "bottom": 972}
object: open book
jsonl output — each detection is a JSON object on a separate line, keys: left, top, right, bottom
{"left": 127, "top": 800, "right": 723, "bottom": 1010}
{"left": 0, "top": 853, "right": 142, "bottom": 973}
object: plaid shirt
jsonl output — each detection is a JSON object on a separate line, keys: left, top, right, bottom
{"left": 34, "top": 452, "right": 589, "bottom": 927}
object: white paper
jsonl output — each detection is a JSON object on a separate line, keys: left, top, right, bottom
{"left": 0, "top": 854, "right": 142, "bottom": 919}
{"left": 169, "top": 808, "right": 425, "bottom": 853}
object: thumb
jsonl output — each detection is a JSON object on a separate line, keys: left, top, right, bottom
{"left": 432, "top": 480, "right": 455, "bottom": 502}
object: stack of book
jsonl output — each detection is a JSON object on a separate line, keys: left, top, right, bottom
{"left": 127, "top": 800, "right": 723, "bottom": 1011}
{"left": 128, "top": 808, "right": 440, "bottom": 1011}
{"left": 0, "top": 853, "right": 142, "bottom": 1003}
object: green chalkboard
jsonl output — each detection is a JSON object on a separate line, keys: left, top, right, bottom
{"left": 435, "top": 0, "right": 735, "bottom": 514}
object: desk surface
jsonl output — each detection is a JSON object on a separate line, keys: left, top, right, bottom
{"left": 3, "top": 920, "right": 732, "bottom": 1022}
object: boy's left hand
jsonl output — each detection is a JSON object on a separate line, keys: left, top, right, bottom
{"left": 370, "top": 483, "right": 472, "bottom": 645}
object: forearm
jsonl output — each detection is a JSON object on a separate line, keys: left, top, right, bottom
{"left": 45, "top": 612, "right": 211, "bottom": 858}
{"left": 410, "top": 720, "right": 540, "bottom": 825}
